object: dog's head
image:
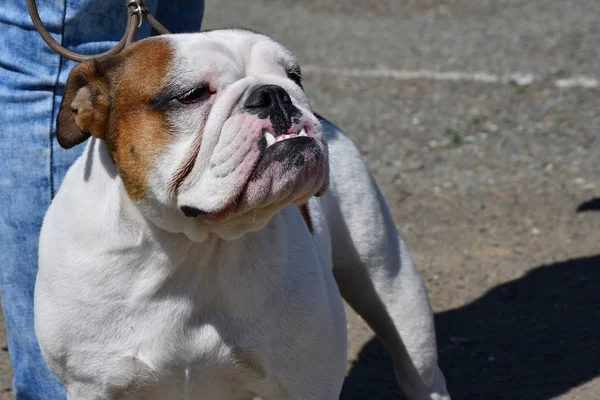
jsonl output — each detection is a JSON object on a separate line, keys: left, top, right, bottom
{"left": 58, "top": 30, "right": 328, "bottom": 240}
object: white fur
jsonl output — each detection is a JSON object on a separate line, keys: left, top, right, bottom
{"left": 35, "top": 31, "right": 450, "bottom": 400}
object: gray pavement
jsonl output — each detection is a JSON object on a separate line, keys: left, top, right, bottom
{"left": 1, "top": 1, "right": 599, "bottom": 399}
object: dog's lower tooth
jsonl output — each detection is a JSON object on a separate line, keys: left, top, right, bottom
{"left": 264, "top": 131, "right": 275, "bottom": 147}
{"left": 299, "top": 128, "right": 307, "bottom": 136}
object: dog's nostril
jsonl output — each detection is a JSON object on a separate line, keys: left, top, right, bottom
{"left": 180, "top": 206, "right": 206, "bottom": 218}
{"left": 279, "top": 92, "right": 291, "bottom": 105}
{"left": 256, "top": 91, "right": 272, "bottom": 108}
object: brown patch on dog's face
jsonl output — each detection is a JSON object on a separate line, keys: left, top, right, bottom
{"left": 106, "top": 40, "right": 173, "bottom": 201}
{"left": 57, "top": 38, "right": 174, "bottom": 202}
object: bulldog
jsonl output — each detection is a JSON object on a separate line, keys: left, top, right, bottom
{"left": 35, "top": 29, "right": 450, "bottom": 400}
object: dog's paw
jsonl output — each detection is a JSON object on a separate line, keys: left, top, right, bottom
{"left": 411, "top": 367, "right": 451, "bottom": 400}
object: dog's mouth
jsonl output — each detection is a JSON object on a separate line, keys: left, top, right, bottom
{"left": 249, "top": 125, "right": 318, "bottom": 180}
{"left": 181, "top": 121, "right": 325, "bottom": 223}
{"left": 261, "top": 125, "right": 309, "bottom": 148}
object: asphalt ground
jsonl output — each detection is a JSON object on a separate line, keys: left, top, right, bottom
{"left": 1, "top": 1, "right": 599, "bottom": 399}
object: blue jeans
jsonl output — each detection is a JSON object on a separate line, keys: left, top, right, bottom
{"left": 0, "top": 1, "right": 203, "bottom": 398}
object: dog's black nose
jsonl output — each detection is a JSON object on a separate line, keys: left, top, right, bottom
{"left": 244, "top": 85, "right": 300, "bottom": 136}
{"left": 180, "top": 206, "right": 206, "bottom": 218}
{"left": 245, "top": 84, "right": 292, "bottom": 109}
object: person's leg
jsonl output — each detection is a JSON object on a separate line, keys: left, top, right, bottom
{"left": 0, "top": 0, "right": 202, "bottom": 397}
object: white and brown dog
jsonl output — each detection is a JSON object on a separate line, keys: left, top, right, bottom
{"left": 35, "top": 29, "right": 450, "bottom": 400}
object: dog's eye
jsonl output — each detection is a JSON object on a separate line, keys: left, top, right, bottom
{"left": 178, "top": 86, "right": 213, "bottom": 104}
{"left": 287, "top": 71, "right": 303, "bottom": 89}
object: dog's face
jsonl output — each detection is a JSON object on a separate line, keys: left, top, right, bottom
{"left": 57, "top": 30, "right": 328, "bottom": 240}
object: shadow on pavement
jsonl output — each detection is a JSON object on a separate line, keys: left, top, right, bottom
{"left": 341, "top": 254, "right": 600, "bottom": 400}
{"left": 577, "top": 198, "right": 600, "bottom": 212}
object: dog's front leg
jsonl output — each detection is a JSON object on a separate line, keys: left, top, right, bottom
{"left": 319, "top": 122, "right": 450, "bottom": 400}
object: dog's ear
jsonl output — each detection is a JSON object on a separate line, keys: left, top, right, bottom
{"left": 57, "top": 60, "right": 114, "bottom": 149}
